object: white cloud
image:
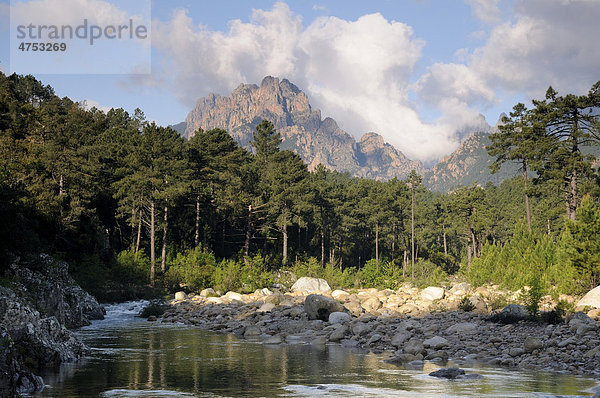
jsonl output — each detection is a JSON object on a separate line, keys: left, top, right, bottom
{"left": 140, "top": 0, "right": 600, "bottom": 162}
{"left": 148, "top": 3, "right": 462, "bottom": 161}
{"left": 79, "top": 99, "right": 113, "bottom": 113}
{"left": 413, "top": 0, "right": 600, "bottom": 144}
{"left": 464, "top": 0, "right": 501, "bottom": 24}
{"left": 312, "top": 4, "right": 327, "bottom": 11}
{"left": 470, "top": 0, "right": 600, "bottom": 97}
{"left": 10, "top": 0, "right": 135, "bottom": 27}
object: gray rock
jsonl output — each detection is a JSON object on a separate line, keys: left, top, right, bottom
{"left": 509, "top": 347, "right": 525, "bottom": 357}
{"left": 291, "top": 277, "right": 331, "bottom": 293}
{"left": 9, "top": 255, "right": 105, "bottom": 328}
{"left": 489, "top": 304, "right": 528, "bottom": 324}
{"left": 329, "top": 311, "right": 351, "bottom": 324}
{"left": 446, "top": 322, "right": 478, "bottom": 334}
{"left": 421, "top": 287, "right": 445, "bottom": 301}
{"left": 352, "top": 322, "right": 371, "bottom": 336}
{"left": 404, "top": 338, "right": 424, "bottom": 355}
{"left": 361, "top": 297, "right": 382, "bottom": 312}
{"left": 199, "top": 288, "right": 216, "bottom": 297}
{"left": 524, "top": 336, "right": 543, "bottom": 353}
{"left": 429, "top": 368, "right": 465, "bottom": 379}
{"left": 329, "top": 325, "right": 348, "bottom": 342}
{"left": 257, "top": 302, "right": 276, "bottom": 313}
{"left": 344, "top": 301, "right": 364, "bottom": 317}
{"left": 174, "top": 291, "right": 187, "bottom": 300}
{"left": 304, "top": 294, "right": 345, "bottom": 321}
{"left": 423, "top": 336, "right": 449, "bottom": 350}
{"left": 243, "top": 325, "right": 262, "bottom": 337}
{"left": 368, "top": 333, "right": 382, "bottom": 345}
{"left": 391, "top": 331, "right": 412, "bottom": 348}
{"left": 263, "top": 334, "right": 283, "bottom": 345}
{"left": 449, "top": 282, "right": 471, "bottom": 296}
{"left": 577, "top": 285, "right": 600, "bottom": 309}
{"left": 0, "top": 285, "right": 87, "bottom": 396}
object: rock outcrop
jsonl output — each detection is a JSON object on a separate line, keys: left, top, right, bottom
{"left": 8, "top": 254, "right": 105, "bottom": 328}
{"left": 0, "top": 254, "right": 106, "bottom": 395}
{"left": 0, "top": 287, "right": 87, "bottom": 395}
{"left": 182, "top": 76, "right": 425, "bottom": 180}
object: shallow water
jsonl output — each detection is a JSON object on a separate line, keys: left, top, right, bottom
{"left": 35, "top": 301, "right": 599, "bottom": 397}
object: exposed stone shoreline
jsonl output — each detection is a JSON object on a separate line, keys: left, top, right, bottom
{"left": 161, "top": 278, "right": 600, "bottom": 380}
{"left": 0, "top": 255, "right": 105, "bottom": 396}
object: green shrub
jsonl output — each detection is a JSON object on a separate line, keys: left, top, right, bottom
{"left": 458, "top": 296, "right": 475, "bottom": 312}
{"left": 467, "top": 222, "right": 577, "bottom": 295}
{"left": 411, "top": 259, "right": 447, "bottom": 288}
{"left": 114, "top": 249, "right": 150, "bottom": 285}
{"left": 522, "top": 274, "right": 544, "bottom": 320}
{"left": 213, "top": 259, "right": 244, "bottom": 293}
{"left": 164, "top": 245, "right": 216, "bottom": 292}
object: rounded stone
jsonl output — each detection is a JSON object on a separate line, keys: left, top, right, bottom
{"left": 329, "top": 311, "right": 351, "bottom": 324}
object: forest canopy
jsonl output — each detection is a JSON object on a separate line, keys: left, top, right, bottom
{"left": 1, "top": 72, "right": 599, "bottom": 298}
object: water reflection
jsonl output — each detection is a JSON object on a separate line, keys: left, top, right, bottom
{"left": 37, "top": 315, "right": 599, "bottom": 397}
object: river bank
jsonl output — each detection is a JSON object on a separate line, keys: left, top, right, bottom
{"left": 161, "top": 278, "right": 600, "bottom": 380}
{"left": 0, "top": 254, "right": 106, "bottom": 396}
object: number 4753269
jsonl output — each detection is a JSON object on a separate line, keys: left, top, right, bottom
{"left": 18, "top": 42, "right": 67, "bottom": 51}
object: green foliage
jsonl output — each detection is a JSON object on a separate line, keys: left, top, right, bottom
{"left": 213, "top": 259, "right": 244, "bottom": 293}
{"left": 467, "top": 222, "right": 577, "bottom": 294}
{"left": 567, "top": 195, "right": 600, "bottom": 289}
{"left": 522, "top": 274, "right": 544, "bottom": 320}
{"left": 70, "top": 254, "right": 109, "bottom": 294}
{"left": 458, "top": 296, "right": 475, "bottom": 312}
{"left": 2, "top": 71, "right": 600, "bottom": 301}
{"left": 164, "top": 245, "right": 216, "bottom": 292}
{"left": 114, "top": 249, "right": 150, "bottom": 285}
{"left": 411, "top": 259, "right": 448, "bottom": 288}
{"left": 212, "top": 255, "right": 273, "bottom": 293}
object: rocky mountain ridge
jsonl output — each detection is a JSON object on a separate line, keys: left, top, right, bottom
{"left": 177, "top": 76, "right": 520, "bottom": 190}
{"left": 183, "top": 76, "right": 425, "bottom": 180}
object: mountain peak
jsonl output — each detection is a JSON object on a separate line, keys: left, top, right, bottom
{"left": 183, "top": 76, "right": 421, "bottom": 180}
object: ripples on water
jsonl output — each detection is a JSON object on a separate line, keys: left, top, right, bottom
{"left": 33, "top": 301, "right": 599, "bottom": 398}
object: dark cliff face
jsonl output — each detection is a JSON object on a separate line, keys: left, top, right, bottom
{"left": 183, "top": 76, "right": 424, "bottom": 180}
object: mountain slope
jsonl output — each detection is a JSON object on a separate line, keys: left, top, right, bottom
{"left": 423, "top": 131, "right": 520, "bottom": 192}
{"left": 182, "top": 76, "right": 425, "bottom": 180}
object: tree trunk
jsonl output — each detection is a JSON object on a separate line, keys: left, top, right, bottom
{"left": 194, "top": 192, "right": 200, "bottom": 247}
{"left": 411, "top": 185, "right": 415, "bottom": 280}
{"left": 403, "top": 250, "right": 407, "bottom": 278}
{"left": 321, "top": 225, "right": 325, "bottom": 269}
{"left": 467, "top": 244, "right": 472, "bottom": 273}
{"left": 375, "top": 221, "right": 379, "bottom": 268}
{"left": 243, "top": 204, "right": 252, "bottom": 266}
{"left": 161, "top": 205, "right": 167, "bottom": 273}
{"left": 443, "top": 224, "right": 447, "bottom": 257}
{"left": 150, "top": 199, "right": 155, "bottom": 286}
{"left": 131, "top": 205, "right": 136, "bottom": 249}
{"left": 569, "top": 169, "right": 577, "bottom": 220}
{"left": 471, "top": 228, "right": 477, "bottom": 258}
{"left": 282, "top": 222, "right": 288, "bottom": 265}
{"left": 523, "top": 160, "right": 532, "bottom": 231}
{"left": 135, "top": 197, "right": 142, "bottom": 253}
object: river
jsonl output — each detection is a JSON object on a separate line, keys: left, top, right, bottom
{"left": 35, "top": 301, "right": 599, "bottom": 397}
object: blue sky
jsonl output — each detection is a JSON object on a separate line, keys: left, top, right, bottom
{"left": 1, "top": 0, "right": 599, "bottom": 163}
